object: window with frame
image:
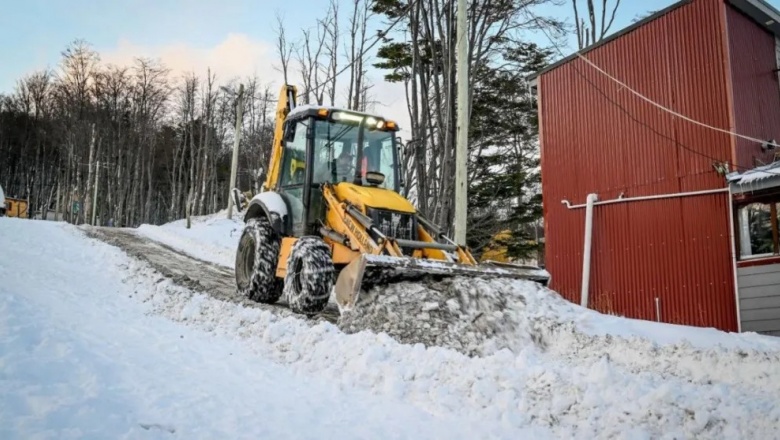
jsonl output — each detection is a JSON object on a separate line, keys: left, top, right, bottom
{"left": 280, "top": 120, "right": 308, "bottom": 187}
{"left": 738, "top": 202, "right": 780, "bottom": 259}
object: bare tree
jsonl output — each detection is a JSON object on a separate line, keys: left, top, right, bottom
{"left": 571, "top": 0, "right": 622, "bottom": 49}
{"left": 273, "top": 12, "right": 295, "bottom": 84}
{"left": 323, "top": 0, "right": 341, "bottom": 106}
{"left": 0, "top": 38, "right": 269, "bottom": 227}
{"left": 346, "top": 0, "right": 374, "bottom": 110}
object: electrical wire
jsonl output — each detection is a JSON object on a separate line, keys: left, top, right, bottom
{"left": 524, "top": 9, "right": 780, "bottom": 179}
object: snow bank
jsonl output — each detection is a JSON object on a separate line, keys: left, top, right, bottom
{"left": 338, "top": 276, "right": 547, "bottom": 356}
{"left": 5, "top": 216, "right": 780, "bottom": 439}
{"left": 125, "top": 266, "right": 780, "bottom": 439}
{"left": 0, "top": 218, "right": 512, "bottom": 439}
{"left": 136, "top": 209, "right": 243, "bottom": 267}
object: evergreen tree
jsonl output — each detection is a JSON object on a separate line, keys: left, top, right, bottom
{"left": 467, "top": 43, "right": 552, "bottom": 261}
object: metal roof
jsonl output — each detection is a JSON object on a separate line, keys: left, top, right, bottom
{"left": 728, "top": 0, "right": 780, "bottom": 37}
{"left": 727, "top": 161, "right": 780, "bottom": 193}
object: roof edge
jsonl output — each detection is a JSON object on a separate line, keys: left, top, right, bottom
{"left": 727, "top": 0, "right": 780, "bottom": 37}
{"left": 528, "top": 0, "right": 692, "bottom": 81}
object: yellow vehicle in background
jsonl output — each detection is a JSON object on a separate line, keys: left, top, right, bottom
{"left": 5, "top": 198, "right": 29, "bottom": 218}
{"left": 0, "top": 184, "right": 28, "bottom": 218}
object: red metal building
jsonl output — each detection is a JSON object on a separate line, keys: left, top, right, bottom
{"left": 530, "top": 0, "right": 780, "bottom": 334}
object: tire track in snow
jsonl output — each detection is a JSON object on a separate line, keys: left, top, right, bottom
{"left": 83, "top": 226, "right": 341, "bottom": 324}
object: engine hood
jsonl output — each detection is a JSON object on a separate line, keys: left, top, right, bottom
{"left": 333, "top": 183, "right": 416, "bottom": 214}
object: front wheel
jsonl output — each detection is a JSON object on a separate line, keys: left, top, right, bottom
{"left": 284, "top": 236, "right": 334, "bottom": 315}
{"left": 235, "top": 217, "right": 284, "bottom": 303}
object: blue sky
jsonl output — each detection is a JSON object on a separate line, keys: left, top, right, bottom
{"left": 0, "top": 0, "right": 697, "bottom": 94}
{"left": 2, "top": 0, "right": 779, "bottom": 123}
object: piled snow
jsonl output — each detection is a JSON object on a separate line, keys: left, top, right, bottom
{"left": 4, "top": 216, "right": 780, "bottom": 438}
{"left": 114, "top": 262, "right": 780, "bottom": 439}
{"left": 136, "top": 209, "right": 243, "bottom": 267}
{"left": 339, "top": 274, "right": 780, "bottom": 360}
{"left": 0, "top": 218, "right": 520, "bottom": 439}
{"left": 338, "top": 277, "right": 547, "bottom": 356}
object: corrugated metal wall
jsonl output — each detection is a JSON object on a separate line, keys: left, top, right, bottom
{"left": 539, "top": 0, "right": 738, "bottom": 331}
{"left": 727, "top": 5, "right": 780, "bottom": 169}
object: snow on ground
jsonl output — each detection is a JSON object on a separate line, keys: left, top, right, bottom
{"left": 136, "top": 209, "right": 242, "bottom": 268}
{"left": 0, "top": 218, "right": 524, "bottom": 439}
{"left": 140, "top": 209, "right": 780, "bottom": 352}
{"left": 3, "top": 217, "right": 780, "bottom": 439}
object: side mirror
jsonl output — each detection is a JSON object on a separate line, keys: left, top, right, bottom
{"left": 283, "top": 122, "right": 295, "bottom": 142}
{"left": 396, "top": 137, "right": 407, "bottom": 190}
{"left": 365, "top": 171, "right": 385, "bottom": 186}
{"left": 257, "top": 166, "right": 267, "bottom": 186}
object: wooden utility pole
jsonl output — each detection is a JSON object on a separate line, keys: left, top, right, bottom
{"left": 55, "top": 181, "right": 60, "bottom": 221}
{"left": 454, "top": 0, "right": 469, "bottom": 245}
{"left": 227, "top": 83, "right": 245, "bottom": 220}
{"left": 92, "top": 161, "right": 99, "bottom": 226}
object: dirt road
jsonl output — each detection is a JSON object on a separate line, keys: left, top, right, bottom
{"left": 84, "top": 226, "right": 341, "bottom": 324}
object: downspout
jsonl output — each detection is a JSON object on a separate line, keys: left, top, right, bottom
{"left": 581, "top": 193, "right": 598, "bottom": 308}
{"left": 727, "top": 183, "right": 742, "bottom": 332}
{"left": 563, "top": 187, "right": 733, "bottom": 320}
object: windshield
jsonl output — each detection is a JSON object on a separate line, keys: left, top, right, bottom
{"left": 312, "top": 119, "right": 397, "bottom": 191}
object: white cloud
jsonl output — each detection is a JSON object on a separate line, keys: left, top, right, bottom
{"left": 100, "top": 33, "right": 413, "bottom": 138}
{"left": 101, "top": 33, "right": 284, "bottom": 87}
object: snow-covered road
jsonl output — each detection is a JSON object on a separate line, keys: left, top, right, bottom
{"left": 3, "top": 215, "right": 780, "bottom": 439}
{"left": 0, "top": 218, "right": 537, "bottom": 439}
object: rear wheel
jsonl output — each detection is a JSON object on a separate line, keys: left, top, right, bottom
{"left": 284, "top": 236, "right": 334, "bottom": 315}
{"left": 235, "top": 217, "right": 284, "bottom": 303}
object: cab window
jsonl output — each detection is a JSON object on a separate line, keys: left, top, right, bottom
{"left": 280, "top": 120, "right": 308, "bottom": 187}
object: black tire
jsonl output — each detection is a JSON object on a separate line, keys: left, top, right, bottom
{"left": 284, "top": 236, "right": 334, "bottom": 315}
{"left": 235, "top": 217, "right": 284, "bottom": 303}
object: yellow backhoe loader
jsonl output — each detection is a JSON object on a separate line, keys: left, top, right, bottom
{"left": 234, "top": 84, "right": 549, "bottom": 316}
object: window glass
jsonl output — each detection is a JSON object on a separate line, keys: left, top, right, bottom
{"left": 279, "top": 120, "right": 309, "bottom": 231}
{"left": 280, "top": 120, "right": 308, "bottom": 187}
{"left": 311, "top": 119, "right": 396, "bottom": 190}
{"left": 312, "top": 121, "right": 359, "bottom": 184}
{"left": 364, "top": 130, "right": 396, "bottom": 191}
{"left": 738, "top": 203, "right": 776, "bottom": 258}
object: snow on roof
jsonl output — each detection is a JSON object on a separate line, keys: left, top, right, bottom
{"left": 288, "top": 104, "right": 380, "bottom": 119}
{"left": 727, "top": 160, "right": 780, "bottom": 188}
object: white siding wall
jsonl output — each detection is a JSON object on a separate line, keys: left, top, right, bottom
{"left": 738, "top": 263, "right": 780, "bottom": 336}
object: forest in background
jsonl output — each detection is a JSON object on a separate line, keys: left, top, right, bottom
{"left": 0, "top": 0, "right": 622, "bottom": 261}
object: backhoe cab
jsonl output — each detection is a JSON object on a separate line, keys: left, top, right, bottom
{"left": 235, "top": 84, "right": 549, "bottom": 316}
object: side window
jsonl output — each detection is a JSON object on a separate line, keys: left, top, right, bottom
{"left": 738, "top": 202, "right": 779, "bottom": 258}
{"left": 280, "top": 121, "right": 308, "bottom": 187}
{"left": 363, "top": 136, "right": 396, "bottom": 190}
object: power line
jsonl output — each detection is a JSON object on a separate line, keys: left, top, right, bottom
{"left": 569, "top": 40, "right": 780, "bottom": 150}
{"left": 525, "top": 10, "right": 780, "bottom": 179}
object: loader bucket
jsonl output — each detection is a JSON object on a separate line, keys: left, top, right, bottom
{"left": 334, "top": 254, "right": 550, "bottom": 312}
